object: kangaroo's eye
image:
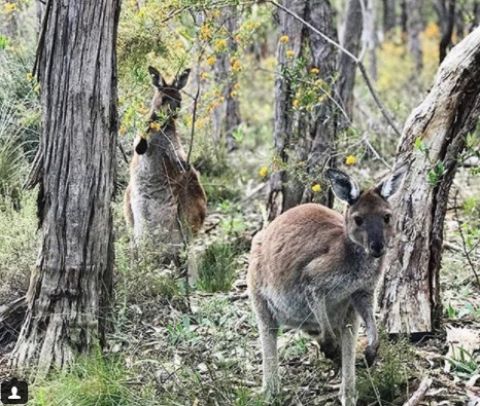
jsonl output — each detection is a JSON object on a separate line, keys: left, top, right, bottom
{"left": 354, "top": 216, "right": 363, "bottom": 226}
{"left": 384, "top": 214, "right": 391, "bottom": 224}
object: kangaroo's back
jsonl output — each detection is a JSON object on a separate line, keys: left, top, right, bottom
{"left": 250, "top": 203, "right": 346, "bottom": 290}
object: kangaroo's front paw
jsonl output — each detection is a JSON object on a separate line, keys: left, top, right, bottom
{"left": 364, "top": 342, "right": 379, "bottom": 367}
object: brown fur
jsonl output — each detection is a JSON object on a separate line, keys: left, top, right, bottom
{"left": 124, "top": 66, "right": 207, "bottom": 242}
{"left": 247, "top": 168, "right": 405, "bottom": 405}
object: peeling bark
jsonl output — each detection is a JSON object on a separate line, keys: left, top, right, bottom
{"left": 379, "top": 28, "right": 480, "bottom": 334}
{"left": 8, "top": 0, "right": 120, "bottom": 372}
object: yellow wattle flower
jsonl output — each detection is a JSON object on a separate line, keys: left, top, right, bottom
{"left": 279, "top": 35, "right": 289, "bottom": 44}
{"left": 199, "top": 24, "right": 212, "bottom": 41}
{"left": 206, "top": 55, "right": 216, "bottom": 66}
{"left": 292, "top": 99, "right": 300, "bottom": 108}
{"left": 149, "top": 122, "right": 161, "bottom": 131}
{"left": 258, "top": 166, "right": 269, "bottom": 178}
{"left": 286, "top": 49, "right": 295, "bottom": 58}
{"left": 3, "top": 2, "right": 16, "bottom": 13}
{"left": 311, "top": 184, "right": 322, "bottom": 193}
{"left": 310, "top": 67, "right": 320, "bottom": 74}
{"left": 214, "top": 38, "right": 228, "bottom": 52}
{"left": 345, "top": 155, "right": 358, "bottom": 166}
{"left": 231, "top": 58, "right": 241, "bottom": 72}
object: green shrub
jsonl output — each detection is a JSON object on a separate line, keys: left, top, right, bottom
{"left": 357, "top": 333, "right": 415, "bottom": 405}
{"left": 0, "top": 103, "right": 29, "bottom": 207}
{"left": 0, "top": 192, "right": 37, "bottom": 303}
{"left": 30, "top": 352, "right": 156, "bottom": 406}
{"left": 197, "top": 242, "right": 238, "bottom": 293}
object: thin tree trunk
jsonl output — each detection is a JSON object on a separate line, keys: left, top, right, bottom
{"left": 338, "top": 0, "right": 363, "bottom": 119}
{"left": 0, "top": 0, "right": 19, "bottom": 37}
{"left": 406, "top": 0, "right": 423, "bottom": 71}
{"left": 472, "top": 1, "right": 480, "bottom": 31}
{"left": 400, "top": 0, "right": 408, "bottom": 34}
{"left": 455, "top": 5, "right": 464, "bottom": 39}
{"left": 379, "top": 27, "right": 480, "bottom": 334}
{"left": 382, "top": 0, "right": 397, "bottom": 36}
{"left": 267, "top": 0, "right": 312, "bottom": 220}
{"left": 267, "top": 0, "right": 341, "bottom": 220}
{"left": 9, "top": 0, "right": 120, "bottom": 372}
{"left": 362, "top": 0, "right": 378, "bottom": 81}
{"left": 212, "top": 5, "right": 241, "bottom": 152}
{"left": 436, "top": 0, "right": 456, "bottom": 63}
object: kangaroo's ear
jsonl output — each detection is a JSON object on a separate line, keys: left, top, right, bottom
{"left": 148, "top": 66, "right": 166, "bottom": 88}
{"left": 325, "top": 168, "right": 360, "bottom": 205}
{"left": 376, "top": 166, "right": 407, "bottom": 200}
{"left": 174, "top": 68, "right": 191, "bottom": 90}
{"left": 134, "top": 136, "right": 148, "bottom": 155}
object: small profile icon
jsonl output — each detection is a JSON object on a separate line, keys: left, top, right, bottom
{"left": 0, "top": 378, "right": 28, "bottom": 404}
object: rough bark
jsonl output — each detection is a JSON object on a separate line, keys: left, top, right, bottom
{"left": 406, "top": 0, "right": 423, "bottom": 71}
{"left": 379, "top": 27, "right": 480, "bottom": 334}
{"left": 9, "top": 0, "right": 120, "bottom": 372}
{"left": 212, "top": 5, "right": 241, "bottom": 152}
{"left": 382, "top": 0, "right": 397, "bottom": 35}
{"left": 436, "top": 0, "right": 456, "bottom": 63}
{"left": 267, "top": 0, "right": 344, "bottom": 220}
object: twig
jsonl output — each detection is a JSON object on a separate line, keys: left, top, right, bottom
{"left": 402, "top": 377, "right": 433, "bottom": 406}
{"left": 187, "top": 84, "right": 200, "bottom": 164}
{"left": 453, "top": 191, "right": 480, "bottom": 287}
{"left": 117, "top": 141, "right": 129, "bottom": 165}
{"left": 269, "top": 0, "right": 402, "bottom": 138}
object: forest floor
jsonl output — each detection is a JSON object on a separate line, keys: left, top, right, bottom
{"left": 1, "top": 161, "right": 478, "bottom": 406}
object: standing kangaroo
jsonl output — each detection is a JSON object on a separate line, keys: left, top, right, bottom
{"left": 247, "top": 167, "right": 406, "bottom": 405}
{"left": 124, "top": 66, "right": 207, "bottom": 256}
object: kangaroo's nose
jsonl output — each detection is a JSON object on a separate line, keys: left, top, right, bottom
{"left": 369, "top": 242, "right": 385, "bottom": 258}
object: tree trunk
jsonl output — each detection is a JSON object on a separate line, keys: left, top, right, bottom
{"left": 400, "top": 0, "right": 408, "bottom": 34}
{"left": 436, "top": 0, "right": 456, "bottom": 63}
{"left": 472, "top": 1, "right": 480, "bottom": 31}
{"left": 9, "top": 0, "right": 120, "bottom": 372}
{"left": 406, "top": 0, "right": 423, "bottom": 72}
{"left": 212, "top": 5, "right": 241, "bottom": 152}
{"left": 267, "top": 0, "right": 351, "bottom": 220}
{"left": 382, "top": 0, "right": 397, "bottom": 36}
{"left": 362, "top": 0, "right": 378, "bottom": 81}
{"left": 379, "top": 27, "right": 480, "bottom": 334}
{"left": 0, "top": 0, "right": 19, "bottom": 37}
{"left": 338, "top": 0, "right": 363, "bottom": 119}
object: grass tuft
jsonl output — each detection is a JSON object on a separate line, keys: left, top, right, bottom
{"left": 197, "top": 242, "right": 238, "bottom": 293}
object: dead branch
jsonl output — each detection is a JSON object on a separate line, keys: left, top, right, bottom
{"left": 402, "top": 377, "right": 433, "bottom": 406}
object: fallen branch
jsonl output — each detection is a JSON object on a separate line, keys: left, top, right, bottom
{"left": 402, "top": 377, "right": 433, "bottom": 406}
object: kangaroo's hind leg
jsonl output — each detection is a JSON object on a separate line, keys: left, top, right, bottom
{"left": 251, "top": 292, "right": 280, "bottom": 398}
